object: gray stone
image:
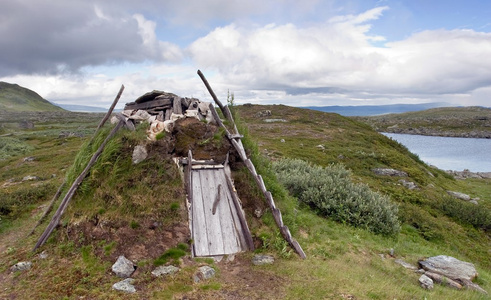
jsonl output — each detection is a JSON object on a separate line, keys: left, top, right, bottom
{"left": 418, "top": 255, "right": 477, "bottom": 282}
{"left": 112, "top": 278, "right": 136, "bottom": 293}
{"left": 469, "top": 199, "right": 479, "bottom": 205}
{"left": 255, "top": 110, "right": 272, "bottom": 118}
{"left": 22, "top": 175, "right": 39, "bottom": 181}
{"left": 372, "top": 168, "right": 408, "bottom": 177}
{"left": 424, "top": 271, "right": 462, "bottom": 289}
{"left": 23, "top": 156, "right": 35, "bottom": 162}
{"left": 461, "top": 279, "right": 488, "bottom": 295}
{"left": 10, "top": 261, "right": 32, "bottom": 272}
{"left": 252, "top": 254, "right": 275, "bottom": 266}
{"left": 446, "top": 191, "right": 471, "bottom": 201}
{"left": 419, "top": 274, "right": 434, "bottom": 290}
{"left": 39, "top": 251, "right": 48, "bottom": 259}
{"left": 132, "top": 145, "right": 148, "bottom": 164}
{"left": 280, "top": 139, "right": 285, "bottom": 143}
{"left": 112, "top": 255, "right": 135, "bottom": 278}
{"left": 394, "top": 259, "right": 418, "bottom": 270}
{"left": 316, "top": 144, "right": 325, "bottom": 150}
{"left": 152, "top": 265, "right": 179, "bottom": 277}
{"left": 399, "top": 179, "right": 418, "bottom": 190}
{"left": 194, "top": 266, "right": 216, "bottom": 283}
{"left": 263, "top": 118, "right": 284, "bottom": 123}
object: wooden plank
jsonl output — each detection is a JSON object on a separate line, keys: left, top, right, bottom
{"left": 173, "top": 97, "right": 183, "bottom": 115}
{"left": 272, "top": 208, "right": 283, "bottom": 227}
{"left": 165, "top": 109, "right": 172, "bottom": 121}
{"left": 223, "top": 169, "right": 255, "bottom": 250}
{"left": 199, "top": 169, "right": 225, "bottom": 255}
{"left": 192, "top": 170, "right": 209, "bottom": 256}
{"left": 124, "top": 98, "right": 172, "bottom": 110}
{"left": 191, "top": 165, "right": 224, "bottom": 170}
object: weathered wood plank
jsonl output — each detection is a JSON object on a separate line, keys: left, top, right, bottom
{"left": 192, "top": 170, "right": 209, "bottom": 256}
{"left": 223, "top": 169, "right": 255, "bottom": 250}
{"left": 173, "top": 97, "right": 183, "bottom": 115}
{"left": 199, "top": 169, "right": 225, "bottom": 255}
{"left": 124, "top": 98, "right": 172, "bottom": 110}
{"left": 165, "top": 109, "right": 172, "bottom": 121}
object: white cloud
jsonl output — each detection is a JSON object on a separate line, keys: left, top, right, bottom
{"left": 189, "top": 7, "right": 491, "bottom": 107}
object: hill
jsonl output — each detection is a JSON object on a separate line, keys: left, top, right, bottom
{"left": 0, "top": 81, "right": 64, "bottom": 112}
{"left": 0, "top": 104, "right": 490, "bottom": 299}
{"left": 355, "top": 106, "right": 491, "bottom": 138}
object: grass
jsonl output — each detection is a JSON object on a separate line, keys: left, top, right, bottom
{"left": 1, "top": 105, "right": 490, "bottom": 299}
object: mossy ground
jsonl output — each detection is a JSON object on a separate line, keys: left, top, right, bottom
{"left": 0, "top": 107, "right": 490, "bottom": 299}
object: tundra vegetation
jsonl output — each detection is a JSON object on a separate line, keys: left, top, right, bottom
{"left": 0, "top": 103, "right": 490, "bottom": 299}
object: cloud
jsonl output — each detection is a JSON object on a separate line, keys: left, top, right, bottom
{"left": 189, "top": 7, "right": 491, "bottom": 106}
{"left": 0, "top": 0, "right": 182, "bottom": 76}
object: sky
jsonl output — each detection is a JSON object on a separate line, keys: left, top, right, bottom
{"left": 1, "top": 0, "right": 491, "bottom": 109}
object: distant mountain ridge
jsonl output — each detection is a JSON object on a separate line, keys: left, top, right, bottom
{"left": 0, "top": 81, "right": 64, "bottom": 112}
{"left": 303, "top": 102, "right": 450, "bottom": 116}
{"left": 53, "top": 103, "right": 109, "bottom": 112}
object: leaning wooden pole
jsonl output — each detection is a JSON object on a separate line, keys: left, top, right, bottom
{"left": 95, "top": 84, "right": 125, "bottom": 133}
{"left": 197, "top": 70, "right": 234, "bottom": 126}
{"left": 33, "top": 120, "right": 125, "bottom": 251}
{"left": 208, "top": 104, "right": 306, "bottom": 258}
{"left": 28, "top": 181, "right": 66, "bottom": 236}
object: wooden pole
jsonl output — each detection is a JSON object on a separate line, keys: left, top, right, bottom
{"left": 33, "top": 120, "right": 125, "bottom": 251}
{"left": 197, "top": 70, "right": 234, "bottom": 125}
{"left": 95, "top": 84, "right": 125, "bottom": 132}
{"left": 28, "top": 181, "right": 66, "bottom": 236}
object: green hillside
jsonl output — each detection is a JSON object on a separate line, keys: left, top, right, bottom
{"left": 0, "top": 81, "right": 64, "bottom": 112}
{"left": 0, "top": 105, "right": 489, "bottom": 299}
{"left": 356, "top": 106, "right": 491, "bottom": 138}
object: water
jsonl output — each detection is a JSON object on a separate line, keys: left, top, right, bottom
{"left": 382, "top": 133, "right": 491, "bottom": 172}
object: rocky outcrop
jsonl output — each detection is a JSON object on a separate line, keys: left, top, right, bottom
{"left": 151, "top": 265, "right": 179, "bottom": 277}
{"left": 372, "top": 168, "right": 408, "bottom": 177}
{"left": 446, "top": 170, "right": 491, "bottom": 180}
{"left": 418, "top": 255, "right": 487, "bottom": 294}
{"left": 194, "top": 266, "right": 216, "bottom": 283}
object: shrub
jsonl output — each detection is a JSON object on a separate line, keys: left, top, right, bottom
{"left": 273, "top": 159, "right": 400, "bottom": 236}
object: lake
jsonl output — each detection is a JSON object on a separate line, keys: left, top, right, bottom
{"left": 382, "top": 133, "right": 491, "bottom": 172}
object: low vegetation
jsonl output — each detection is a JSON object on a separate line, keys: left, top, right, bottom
{"left": 273, "top": 158, "right": 400, "bottom": 236}
{"left": 0, "top": 103, "right": 490, "bottom": 299}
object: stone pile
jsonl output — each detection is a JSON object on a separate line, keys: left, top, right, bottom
{"left": 111, "top": 90, "right": 214, "bottom": 141}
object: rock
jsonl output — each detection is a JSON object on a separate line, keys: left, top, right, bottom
{"left": 112, "top": 278, "right": 136, "bottom": 293}
{"left": 418, "top": 255, "right": 477, "bottom": 282}
{"left": 254, "top": 110, "right": 272, "bottom": 118}
{"left": 22, "top": 175, "right": 39, "bottom": 181}
{"left": 372, "top": 168, "right": 408, "bottom": 177}
{"left": 446, "top": 191, "right": 471, "bottom": 201}
{"left": 399, "top": 179, "right": 418, "bottom": 190}
{"left": 151, "top": 265, "right": 179, "bottom": 277}
{"left": 461, "top": 279, "right": 488, "bottom": 294}
{"left": 10, "top": 261, "right": 32, "bottom": 272}
{"left": 194, "top": 266, "right": 216, "bottom": 283}
{"left": 39, "top": 251, "right": 48, "bottom": 259}
{"left": 132, "top": 145, "right": 148, "bottom": 164}
{"left": 394, "top": 259, "right": 418, "bottom": 270}
{"left": 264, "top": 119, "right": 287, "bottom": 123}
{"left": 469, "top": 199, "right": 479, "bottom": 205}
{"left": 424, "top": 271, "right": 462, "bottom": 289}
{"left": 280, "top": 139, "right": 285, "bottom": 143}
{"left": 316, "top": 144, "right": 325, "bottom": 150}
{"left": 23, "top": 156, "right": 35, "bottom": 162}
{"left": 252, "top": 254, "right": 275, "bottom": 266}
{"left": 419, "top": 274, "right": 434, "bottom": 290}
{"left": 112, "top": 255, "right": 136, "bottom": 278}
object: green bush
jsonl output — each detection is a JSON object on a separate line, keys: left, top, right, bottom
{"left": 273, "top": 159, "right": 400, "bottom": 236}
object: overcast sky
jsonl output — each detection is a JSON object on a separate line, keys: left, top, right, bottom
{"left": 1, "top": 0, "right": 491, "bottom": 108}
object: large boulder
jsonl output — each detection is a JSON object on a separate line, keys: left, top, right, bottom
{"left": 418, "top": 255, "right": 477, "bottom": 282}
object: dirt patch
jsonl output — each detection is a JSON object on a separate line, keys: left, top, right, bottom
{"left": 66, "top": 219, "right": 190, "bottom": 263}
{"left": 179, "top": 254, "right": 287, "bottom": 300}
